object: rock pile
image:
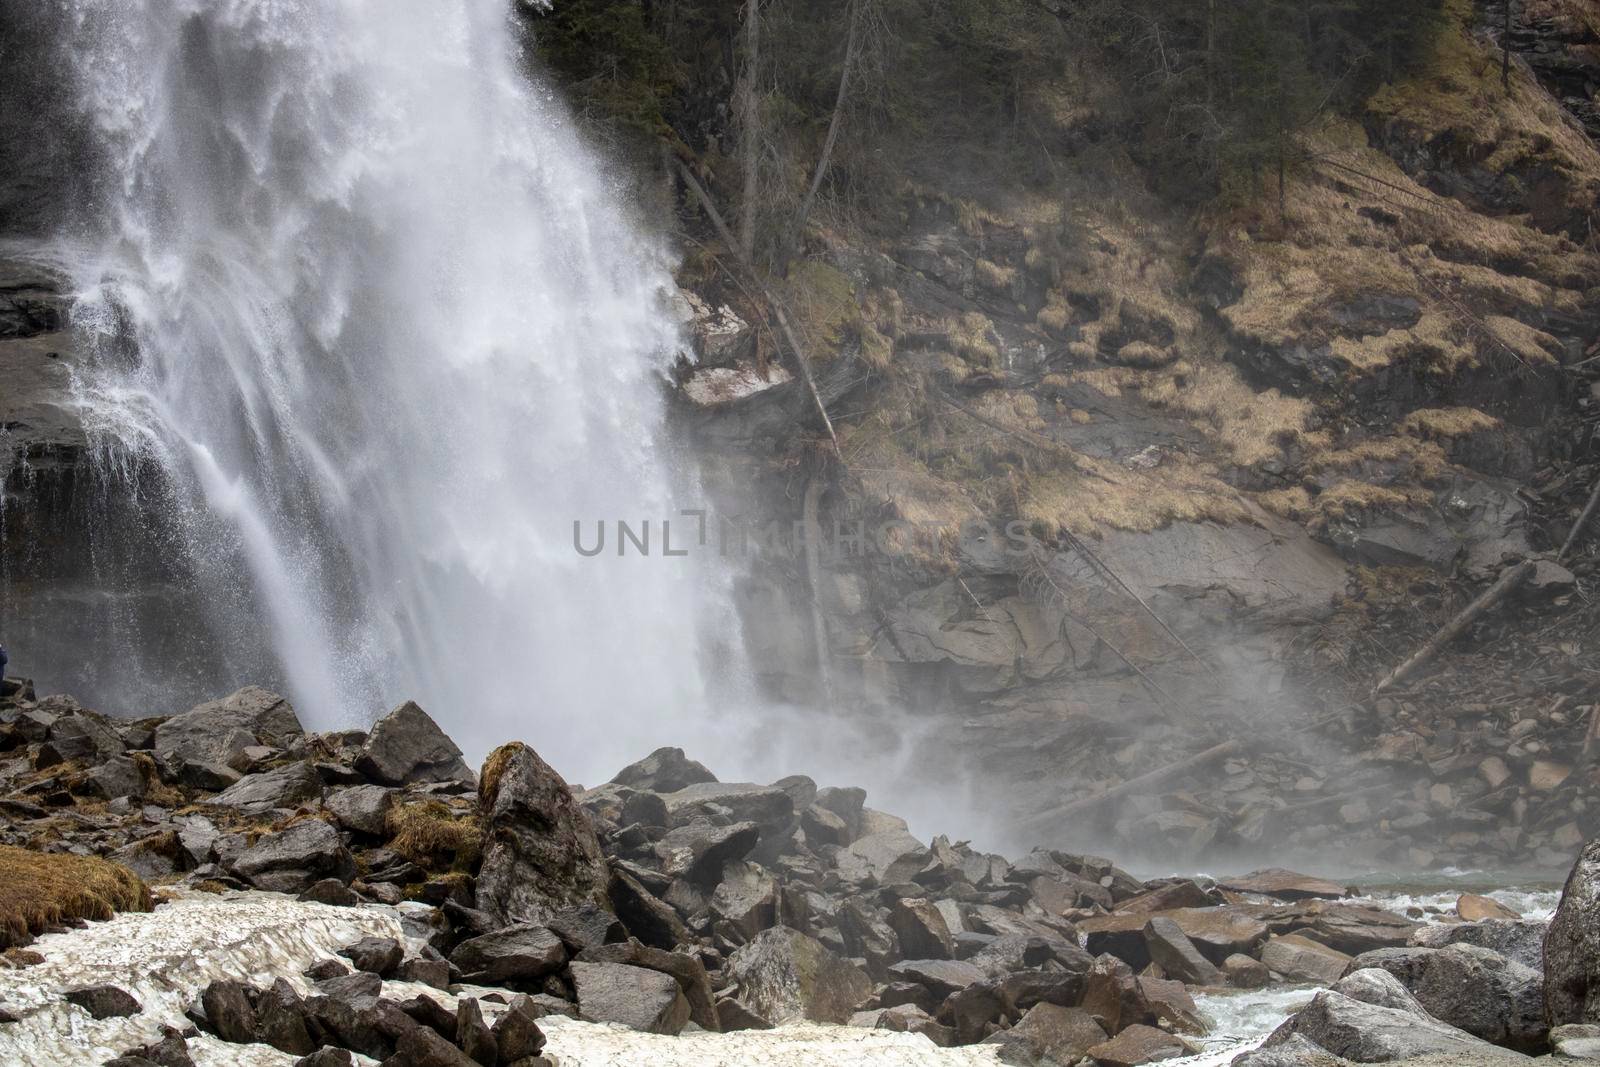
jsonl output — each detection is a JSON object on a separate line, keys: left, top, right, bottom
{"left": 1, "top": 682, "right": 1598, "bottom": 1065}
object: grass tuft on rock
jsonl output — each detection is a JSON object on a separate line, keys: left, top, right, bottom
{"left": 386, "top": 800, "right": 482, "bottom": 872}
{"left": 0, "top": 846, "right": 151, "bottom": 949}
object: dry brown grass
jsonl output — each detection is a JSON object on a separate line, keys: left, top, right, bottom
{"left": 479, "top": 743, "right": 520, "bottom": 807}
{"left": 386, "top": 799, "right": 482, "bottom": 871}
{"left": 1401, "top": 407, "right": 1501, "bottom": 437}
{"left": 0, "top": 846, "right": 150, "bottom": 949}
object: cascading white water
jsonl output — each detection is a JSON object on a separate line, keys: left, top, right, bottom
{"left": 54, "top": 0, "right": 740, "bottom": 780}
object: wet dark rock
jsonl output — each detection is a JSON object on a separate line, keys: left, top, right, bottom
{"left": 303, "top": 959, "right": 350, "bottom": 982}
{"left": 569, "top": 961, "right": 691, "bottom": 1034}
{"left": 546, "top": 903, "right": 627, "bottom": 954}
{"left": 608, "top": 866, "right": 691, "bottom": 950}
{"left": 491, "top": 994, "right": 548, "bottom": 1060}
{"left": 1547, "top": 835, "right": 1600, "bottom": 1026}
{"left": 46, "top": 712, "right": 126, "bottom": 765}
{"left": 1260, "top": 933, "right": 1352, "bottom": 985}
{"left": 300, "top": 878, "right": 359, "bottom": 907}
{"left": 232, "top": 818, "right": 355, "bottom": 894}
{"left": 455, "top": 997, "right": 496, "bottom": 1065}
{"left": 475, "top": 742, "right": 609, "bottom": 926}
{"left": 255, "top": 978, "right": 315, "bottom": 1055}
{"left": 340, "top": 935, "right": 405, "bottom": 978}
{"left": 710, "top": 860, "right": 780, "bottom": 944}
{"left": 1218, "top": 869, "right": 1348, "bottom": 901}
{"left": 874, "top": 1002, "right": 954, "bottom": 1046}
{"left": 887, "top": 897, "right": 955, "bottom": 961}
{"left": 723, "top": 926, "right": 872, "bottom": 1025}
{"left": 800, "top": 804, "right": 850, "bottom": 848}
{"left": 889, "top": 958, "right": 985, "bottom": 1000}
{"left": 397, "top": 956, "right": 451, "bottom": 990}
{"left": 449, "top": 924, "right": 568, "bottom": 984}
{"left": 65, "top": 984, "right": 140, "bottom": 1019}
{"left": 610, "top": 748, "right": 717, "bottom": 793}
{"left": 355, "top": 701, "right": 473, "bottom": 787}
{"left": 660, "top": 783, "right": 795, "bottom": 844}
{"left": 386, "top": 1026, "right": 477, "bottom": 1067}
{"left": 294, "top": 1049, "right": 354, "bottom": 1067}
{"left": 200, "top": 980, "right": 256, "bottom": 1042}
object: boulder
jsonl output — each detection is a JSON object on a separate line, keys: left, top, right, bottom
{"left": 232, "top": 819, "right": 355, "bottom": 894}
{"left": 801, "top": 804, "right": 851, "bottom": 848}
{"left": 46, "top": 713, "right": 127, "bottom": 766}
{"left": 83, "top": 755, "right": 146, "bottom": 800}
{"left": 1348, "top": 943, "right": 1546, "bottom": 1051}
{"left": 475, "top": 742, "right": 610, "bottom": 926}
{"left": 660, "top": 782, "right": 794, "bottom": 842}
{"left": 888, "top": 958, "right": 986, "bottom": 1000}
{"left": 211, "top": 761, "right": 323, "bottom": 814}
{"left": 1459, "top": 893, "right": 1520, "bottom": 922}
{"left": 1410, "top": 918, "right": 1547, "bottom": 971}
{"left": 1331, "top": 967, "right": 1429, "bottom": 1014}
{"left": 569, "top": 961, "right": 691, "bottom": 1035}
{"left": 1230, "top": 1034, "right": 1347, "bottom": 1067}
{"left": 490, "top": 994, "right": 548, "bottom": 1060}
{"left": 387, "top": 1027, "right": 475, "bottom": 1067}
{"left": 449, "top": 924, "right": 568, "bottom": 984}
{"left": 201, "top": 980, "right": 256, "bottom": 1043}
{"left": 1260, "top": 934, "right": 1352, "bottom": 985}
{"left": 1218, "top": 870, "right": 1347, "bottom": 901}
{"left": 325, "top": 785, "right": 396, "bottom": 836}
{"left": 981, "top": 1003, "right": 1107, "bottom": 1065}
{"left": 1223, "top": 953, "right": 1271, "bottom": 989}
{"left": 835, "top": 828, "right": 931, "bottom": 886}
{"left": 608, "top": 867, "right": 691, "bottom": 950}
{"left": 1547, "top": 836, "right": 1600, "bottom": 1026}
{"left": 154, "top": 687, "right": 303, "bottom": 765}
{"left": 64, "top": 984, "right": 140, "bottom": 1019}
{"left": 610, "top": 747, "right": 717, "bottom": 793}
{"left": 455, "top": 998, "right": 496, "bottom": 1066}
{"left": 256, "top": 978, "right": 315, "bottom": 1055}
{"left": 577, "top": 939, "right": 719, "bottom": 1031}
{"left": 653, "top": 820, "right": 759, "bottom": 887}
{"left": 888, "top": 897, "right": 956, "bottom": 961}
{"left": 1144, "top": 916, "right": 1222, "bottom": 985}
{"left": 339, "top": 936, "right": 404, "bottom": 978}
{"left": 1261, "top": 989, "right": 1529, "bottom": 1062}
{"left": 723, "top": 927, "right": 872, "bottom": 1025}
{"left": 1085, "top": 1023, "right": 1192, "bottom": 1066}
{"left": 1552, "top": 1024, "right": 1600, "bottom": 1059}
{"left": 710, "top": 861, "right": 779, "bottom": 944}
{"left": 355, "top": 702, "right": 473, "bottom": 786}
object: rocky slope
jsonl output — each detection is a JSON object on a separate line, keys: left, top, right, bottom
{"left": 0, "top": 683, "right": 1596, "bottom": 1065}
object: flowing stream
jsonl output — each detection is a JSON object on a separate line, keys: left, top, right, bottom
{"left": 46, "top": 0, "right": 738, "bottom": 781}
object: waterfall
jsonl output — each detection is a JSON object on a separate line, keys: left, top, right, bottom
{"left": 49, "top": 0, "right": 735, "bottom": 780}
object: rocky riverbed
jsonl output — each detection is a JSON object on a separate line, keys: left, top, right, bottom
{"left": 2, "top": 682, "right": 1600, "bottom": 1066}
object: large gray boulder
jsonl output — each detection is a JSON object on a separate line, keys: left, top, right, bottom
{"left": 448, "top": 924, "right": 568, "bottom": 984}
{"left": 835, "top": 828, "right": 931, "bottom": 886}
{"left": 578, "top": 939, "right": 720, "bottom": 1031}
{"left": 354, "top": 701, "right": 472, "bottom": 786}
{"left": 232, "top": 819, "right": 355, "bottom": 894}
{"left": 154, "top": 687, "right": 304, "bottom": 766}
{"left": 475, "top": 742, "right": 611, "bottom": 926}
{"left": 569, "top": 961, "right": 691, "bottom": 1034}
{"left": 660, "top": 783, "right": 795, "bottom": 842}
{"left": 325, "top": 784, "right": 396, "bottom": 836}
{"left": 610, "top": 748, "right": 718, "bottom": 793}
{"left": 654, "top": 820, "right": 759, "bottom": 887}
{"left": 1348, "top": 944, "right": 1546, "bottom": 1051}
{"left": 724, "top": 927, "right": 873, "bottom": 1025}
{"left": 1411, "top": 918, "right": 1547, "bottom": 972}
{"left": 211, "top": 761, "right": 323, "bottom": 814}
{"left": 1261, "top": 989, "right": 1530, "bottom": 1062}
{"left": 1547, "top": 836, "right": 1600, "bottom": 1026}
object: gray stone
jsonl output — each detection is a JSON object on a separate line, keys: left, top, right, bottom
{"left": 654, "top": 820, "right": 759, "bottom": 887}
{"left": 1331, "top": 966, "right": 1428, "bottom": 1014}
{"left": 455, "top": 998, "right": 496, "bottom": 1065}
{"left": 355, "top": 701, "right": 473, "bottom": 786}
{"left": 491, "top": 994, "right": 548, "bottom": 1060}
{"left": 710, "top": 861, "right": 779, "bottom": 944}
{"left": 1348, "top": 944, "right": 1546, "bottom": 1051}
{"left": 475, "top": 742, "right": 610, "bottom": 926}
{"left": 887, "top": 897, "right": 955, "bottom": 961}
{"left": 1547, "top": 836, "right": 1600, "bottom": 1026}
{"left": 325, "top": 784, "right": 396, "bottom": 836}
{"left": 201, "top": 980, "right": 257, "bottom": 1042}
{"left": 1261, "top": 989, "right": 1528, "bottom": 1062}
{"left": 232, "top": 819, "right": 355, "bottom": 894}
{"left": 569, "top": 961, "right": 691, "bottom": 1035}
{"left": 1144, "top": 916, "right": 1222, "bottom": 985}
{"left": 577, "top": 939, "right": 719, "bottom": 1031}
{"left": 1410, "top": 918, "right": 1546, "bottom": 972}
{"left": 888, "top": 958, "right": 986, "bottom": 999}
{"left": 1260, "top": 933, "right": 1352, "bottom": 984}
{"left": 723, "top": 927, "right": 872, "bottom": 1025}
{"left": 1552, "top": 1024, "right": 1600, "bottom": 1060}
{"left": 212, "top": 761, "right": 322, "bottom": 814}
{"left": 256, "top": 978, "right": 314, "bottom": 1055}
{"left": 339, "top": 936, "right": 404, "bottom": 977}
{"left": 449, "top": 924, "right": 568, "bottom": 984}
{"left": 660, "top": 782, "right": 795, "bottom": 842}
{"left": 154, "top": 688, "right": 303, "bottom": 765}
{"left": 1230, "top": 1033, "right": 1347, "bottom": 1067}
{"left": 610, "top": 747, "right": 717, "bottom": 793}
{"left": 835, "top": 828, "right": 930, "bottom": 886}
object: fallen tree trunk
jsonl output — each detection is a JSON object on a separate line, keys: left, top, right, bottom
{"left": 1559, "top": 474, "right": 1600, "bottom": 562}
{"left": 1372, "top": 560, "right": 1535, "bottom": 696}
{"left": 1022, "top": 739, "right": 1243, "bottom": 830}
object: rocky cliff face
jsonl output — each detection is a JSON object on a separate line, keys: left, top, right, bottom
{"left": 673, "top": 0, "right": 1600, "bottom": 866}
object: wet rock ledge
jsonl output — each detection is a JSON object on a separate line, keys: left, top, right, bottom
{"left": 1, "top": 680, "right": 1598, "bottom": 1065}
